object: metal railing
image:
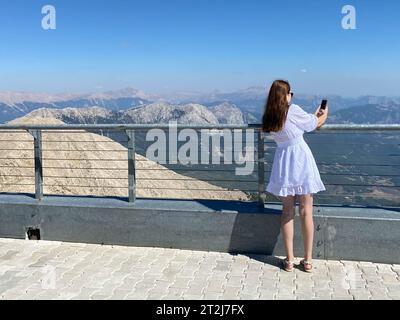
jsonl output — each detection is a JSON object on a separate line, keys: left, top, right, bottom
{"left": 0, "top": 123, "right": 399, "bottom": 207}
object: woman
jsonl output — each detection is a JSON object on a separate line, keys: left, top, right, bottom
{"left": 262, "top": 80, "right": 328, "bottom": 273}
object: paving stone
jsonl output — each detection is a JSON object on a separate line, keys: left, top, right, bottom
{"left": 226, "top": 276, "right": 244, "bottom": 287}
{"left": 168, "top": 277, "right": 192, "bottom": 289}
{"left": 220, "top": 293, "right": 241, "bottom": 300}
{"left": 108, "top": 289, "right": 131, "bottom": 300}
{"left": 381, "top": 274, "right": 399, "bottom": 283}
{"left": 205, "top": 280, "right": 227, "bottom": 293}
{"left": 386, "top": 292, "right": 400, "bottom": 300}
{"left": 238, "top": 293, "right": 261, "bottom": 299}
{"left": 331, "top": 295, "right": 354, "bottom": 300}
{"left": 385, "top": 284, "right": 400, "bottom": 292}
{"left": 181, "top": 294, "right": 203, "bottom": 300}
{"left": 202, "top": 292, "right": 223, "bottom": 299}
{"left": 258, "top": 287, "right": 277, "bottom": 296}
{"left": 184, "top": 286, "right": 205, "bottom": 296}
{"left": 274, "top": 293, "right": 296, "bottom": 300}
{"left": 312, "top": 295, "right": 332, "bottom": 300}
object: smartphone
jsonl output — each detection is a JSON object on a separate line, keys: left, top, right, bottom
{"left": 321, "top": 99, "right": 328, "bottom": 110}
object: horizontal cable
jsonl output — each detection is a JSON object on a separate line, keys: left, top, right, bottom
{"left": 1, "top": 158, "right": 398, "bottom": 167}
{"left": 301, "top": 173, "right": 400, "bottom": 178}
{"left": 265, "top": 143, "right": 400, "bottom": 147}
{"left": 267, "top": 172, "right": 400, "bottom": 177}
{"left": 266, "top": 196, "right": 399, "bottom": 203}
{"left": 42, "top": 158, "right": 128, "bottom": 161}
{"left": 0, "top": 166, "right": 33, "bottom": 169}
{"left": 305, "top": 131, "right": 400, "bottom": 134}
{"left": 265, "top": 154, "right": 400, "bottom": 158}
{"left": 42, "top": 184, "right": 127, "bottom": 189}
{"left": 34, "top": 130, "right": 100, "bottom": 133}
{"left": 308, "top": 193, "right": 399, "bottom": 197}
{"left": 0, "top": 183, "right": 35, "bottom": 186}
{"left": 0, "top": 141, "right": 33, "bottom": 143}
{"left": 42, "top": 140, "right": 129, "bottom": 143}
{"left": 0, "top": 157, "right": 34, "bottom": 160}
{"left": 0, "top": 131, "right": 32, "bottom": 133}
{"left": 319, "top": 183, "right": 399, "bottom": 188}
{"left": 39, "top": 184, "right": 258, "bottom": 192}
{"left": 44, "top": 176, "right": 128, "bottom": 180}
{"left": 1, "top": 166, "right": 398, "bottom": 175}
{"left": 0, "top": 149, "right": 33, "bottom": 151}
{"left": 41, "top": 157, "right": 400, "bottom": 167}
{"left": 42, "top": 166, "right": 127, "bottom": 170}
{"left": 42, "top": 149, "right": 127, "bottom": 152}
{"left": 135, "top": 168, "right": 250, "bottom": 172}
{"left": 2, "top": 173, "right": 399, "bottom": 180}
{"left": 136, "top": 187, "right": 258, "bottom": 192}
{"left": 22, "top": 175, "right": 257, "bottom": 183}
{"left": 316, "top": 163, "right": 400, "bottom": 167}
{"left": 135, "top": 178, "right": 257, "bottom": 183}
{"left": 0, "top": 174, "right": 34, "bottom": 178}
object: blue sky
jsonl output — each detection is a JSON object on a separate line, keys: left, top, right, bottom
{"left": 0, "top": 0, "right": 399, "bottom": 96}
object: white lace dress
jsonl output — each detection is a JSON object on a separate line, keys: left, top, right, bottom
{"left": 266, "top": 103, "right": 326, "bottom": 197}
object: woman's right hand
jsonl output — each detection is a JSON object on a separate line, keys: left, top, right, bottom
{"left": 315, "top": 105, "right": 328, "bottom": 118}
{"left": 315, "top": 105, "right": 328, "bottom": 129}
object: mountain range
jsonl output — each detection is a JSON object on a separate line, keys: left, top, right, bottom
{"left": 22, "top": 102, "right": 251, "bottom": 125}
{"left": 1, "top": 87, "right": 399, "bottom": 124}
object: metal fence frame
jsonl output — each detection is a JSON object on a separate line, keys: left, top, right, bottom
{"left": 1, "top": 123, "right": 399, "bottom": 206}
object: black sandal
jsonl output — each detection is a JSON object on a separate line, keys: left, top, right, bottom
{"left": 300, "top": 259, "right": 313, "bottom": 273}
{"left": 282, "top": 258, "right": 295, "bottom": 272}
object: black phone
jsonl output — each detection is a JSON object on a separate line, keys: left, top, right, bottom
{"left": 321, "top": 99, "right": 328, "bottom": 110}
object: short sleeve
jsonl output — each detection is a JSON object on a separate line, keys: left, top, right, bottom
{"left": 289, "top": 104, "right": 318, "bottom": 132}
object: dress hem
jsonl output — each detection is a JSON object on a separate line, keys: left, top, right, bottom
{"left": 266, "top": 180, "right": 326, "bottom": 197}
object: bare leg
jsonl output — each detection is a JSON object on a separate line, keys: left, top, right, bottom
{"left": 280, "top": 195, "right": 296, "bottom": 261}
{"left": 299, "top": 193, "right": 314, "bottom": 261}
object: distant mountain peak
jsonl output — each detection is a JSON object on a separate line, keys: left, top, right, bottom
{"left": 86, "top": 87, "right": 149, "bottom": 100}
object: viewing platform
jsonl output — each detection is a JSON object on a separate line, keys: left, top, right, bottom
{"left": 0, "top": 123, "right": 399, "bottom": 267}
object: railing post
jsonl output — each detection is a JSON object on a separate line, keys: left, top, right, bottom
{"left": 257, "top": 129, "right": 266, "bottom": 207}
{"left": 28, "top": 129, "right": 43, "bottom": 201}
{"left": 125, "top": 129, "right": 136, "bottom": 203}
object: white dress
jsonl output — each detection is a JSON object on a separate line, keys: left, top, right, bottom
{"left": 266, "top": 103, "right": 326, "bottom": 197}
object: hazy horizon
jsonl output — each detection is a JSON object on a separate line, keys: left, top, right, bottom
{"left": 1, "top": 85, "right": 400, "bottom": 100}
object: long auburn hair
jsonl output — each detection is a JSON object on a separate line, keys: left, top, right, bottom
{"left": 261, "top": 80, "right": 291, "bottom": 132}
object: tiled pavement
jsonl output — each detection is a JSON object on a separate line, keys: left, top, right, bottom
{"left": 0, "top": 238, "right": 399, "bottom": 300}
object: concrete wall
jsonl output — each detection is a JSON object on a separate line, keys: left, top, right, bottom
{"left": 0, "top": 194, "right": 399, "bottom": 264}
